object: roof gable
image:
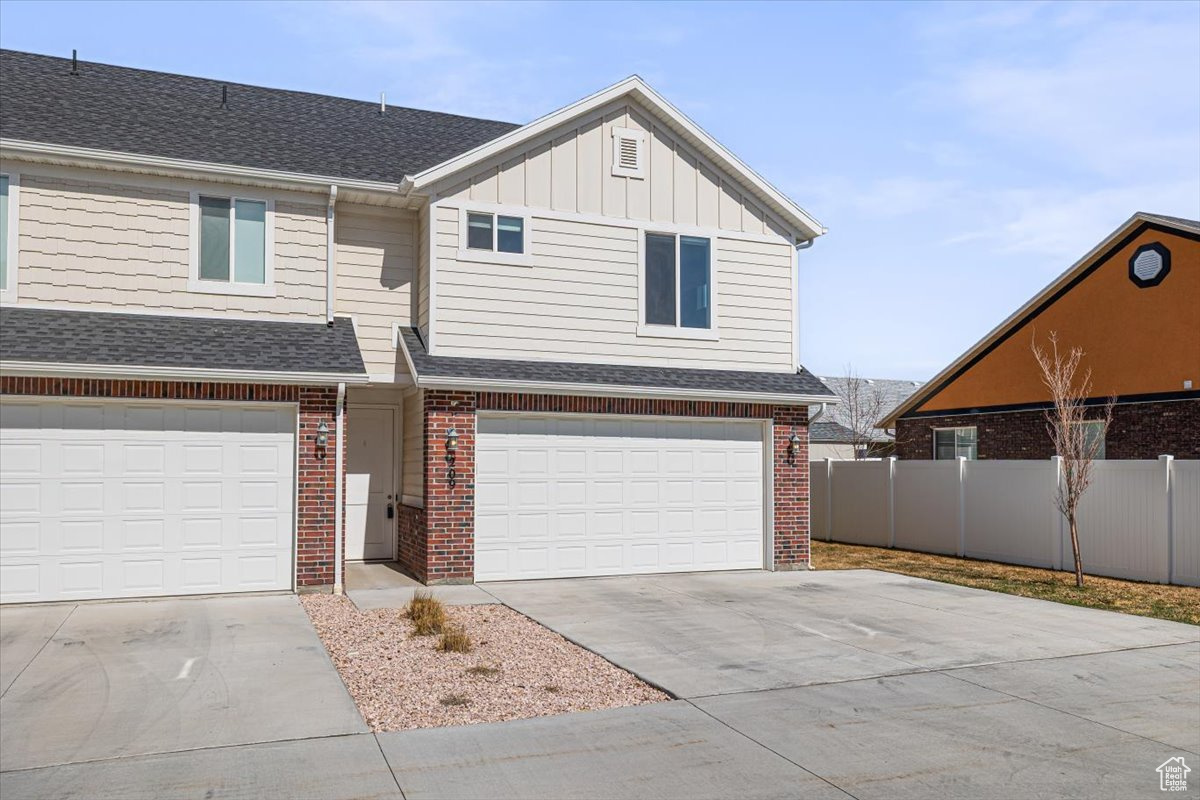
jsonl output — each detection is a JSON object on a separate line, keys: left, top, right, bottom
{"left": 406, "top": 76, "right": 824, "bottom": 241}
{"left": 881, "top": 213, "right": 1200, "bottom": 425}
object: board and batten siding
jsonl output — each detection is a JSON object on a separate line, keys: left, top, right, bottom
{"left": 431, "top": 204, "right": 795, "bottom": 370}
{"left": 401, "top": 388, "right": 424, "bottom": 503}
{"left": 434, "top": 99, "right": 793, "bottom": 239}
{"left": 11, "top": 167, "right": 327, "bottom": 320}
{"left": 334, "top": 204, "right": 417, "bottom": 380}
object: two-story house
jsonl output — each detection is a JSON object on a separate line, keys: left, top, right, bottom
{"left": 0, "top": 50, "right": 834, "bottom": 603}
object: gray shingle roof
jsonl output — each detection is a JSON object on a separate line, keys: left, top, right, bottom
{"left": 1, "top": 307, "right": 366, "bottom": 377}
{"left": 812, "top": 376, "right": 924, "bottom": 441}
{"left": 0, "top": 49, "right": 520, "bottom": 183}
{"left": 402, "top": 328, "right": 835, "bottom": 400}
{"left": 809, "top": 421, "right": 857, "bottom": 443}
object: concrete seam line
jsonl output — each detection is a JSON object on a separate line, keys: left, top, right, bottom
{"left": 1, "top": 603, "right": 78, "bottom": 701}
{"left": 684, "top": 698, "right": 862, "bottom": 800}
{"left": 0, "top": 732, "right": 371, "bottom": 774}
{"left": 939, "top": 668, "right": 1200, "bottom": 757}
{"left": 373, "top": 733, "right": 408, "bottom": 800}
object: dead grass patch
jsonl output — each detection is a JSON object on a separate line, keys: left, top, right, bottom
{"left": 438, "top": 624, "right": 473, "bottom": 653}
{"left": 465, "top": 665, "right": 500, "bottom": 677}
{"left": 406, "top": 590, "right": 446, "bottom": 636}
{"left": 439, "top": 694, "right": 469, "bottom": 707}
{"left": 812, "top": 540, "right": 1199, "bottom": 625}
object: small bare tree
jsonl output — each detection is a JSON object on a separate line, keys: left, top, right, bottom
{"left": 836, "top": 368, "right": 888, "bottom": 460}
{"left": 1031, "top": 331, "right": 1114, "bottom": 587}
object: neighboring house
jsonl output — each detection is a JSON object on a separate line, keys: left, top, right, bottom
{"left": 881, "top": 213, "right": 1199, "bottom": 460}
{"left": 0, "top": 50, "right": 835, "bottom": 603}
{"left": 810, "top": 377, "right": 921, "bottom": 458}
{"left": 808, "top": 420, "right": 858, "bottom": 460}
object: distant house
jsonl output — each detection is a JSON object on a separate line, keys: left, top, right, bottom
{"left": 881, "top": 213, "right": 1199, "bottom": 460}
{"left": 812, "top": 377, "right": 922, "bottom": 458}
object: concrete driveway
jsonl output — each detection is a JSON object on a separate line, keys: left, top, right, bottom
{"left": 389, "top": 569, "right": 1198, "bottom": 800}
{"left": 2, "top": 572, "right": 1197, "bottom": 799}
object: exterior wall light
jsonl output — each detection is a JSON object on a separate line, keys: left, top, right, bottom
{"left": 445, "top": 427, "right": 459, "bottom": 488}
{"left": 445, "top": 427, "right": 459, "bottom": 452}
{"left": 315, "top": 421, "right": 330, "bottom": 448}
{"left": 787, "top": 431, "right": 801, "bottom": 463}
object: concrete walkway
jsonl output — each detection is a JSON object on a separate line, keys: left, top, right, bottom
{"left": 2, "top": 571, "right": 1197, "bottom": 799}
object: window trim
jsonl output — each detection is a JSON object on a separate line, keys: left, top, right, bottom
{"left": 187, "top": 190, "right": 276, "bottom": 297}
{"left": 932, "top": 426, "right": 977, "bottom": 460}
{"left": 636, "top": 228, "right": 720, "bottom": 341}
{"left": 0, "top": 171, "right": 19, "bottom": 304}
{"left": 456, "top": 207, "right": 531, "bottom": 266}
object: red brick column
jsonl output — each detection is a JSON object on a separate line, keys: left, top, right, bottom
{"left": 296, "top": 386, "right": 342, "bottom": 589}
{"left": 423, "top": 390, "right": 477, "bottom": 583}
{"left": 772, "top": 405, "right": 810, "bottom": 570}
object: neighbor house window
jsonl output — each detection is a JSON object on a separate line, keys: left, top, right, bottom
{"left": 0, "top": 172, "right": 16, "bottom": 301}
{"left": 644, "top": 232, "right": 712, "bottom": 330}
{"left": 1074, "top": 420, "right": 1106, "bottom": 459}
{"left": 934, "top": 427, "right": 977, "bottom": 460}
{"left": 466, "top": 212, "right": 524, "bottom": 254}
{"left": 189, "top": 193, "right": 273, "bottom": 295}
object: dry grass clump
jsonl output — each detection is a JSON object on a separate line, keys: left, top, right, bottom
{"left": 439, "top": 694, "right": 469, "bottom": 707}
{"left": 406, "top": 590, "right": 447, "bottom": 636}
{"left": 465, "top": 665, "right": 500, "bottom": 677}
{"left": 438, "top": 624, "right": 473, "bottom": 653}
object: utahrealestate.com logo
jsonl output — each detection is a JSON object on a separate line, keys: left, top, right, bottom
{"left": 1157, "top": 757, "right": 1190, "bottom": 792}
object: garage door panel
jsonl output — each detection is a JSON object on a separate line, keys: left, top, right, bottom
{"left": 1, "top": 399, "right": 295, "bottom": 603}
{"left": 475, "top": 414, "right": 765, "bottom": 581}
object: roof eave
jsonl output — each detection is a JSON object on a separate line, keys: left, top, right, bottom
{"left": 0, "top": 359, "right": 370, "bottom": 385}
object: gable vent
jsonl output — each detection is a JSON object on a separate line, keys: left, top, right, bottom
{"left": 611, "top": 126, "right": 645, "bottom": 179}
{"left": 1128, "top": 242, "right": 1171, "bottom": 288}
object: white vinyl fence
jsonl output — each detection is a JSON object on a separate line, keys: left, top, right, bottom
{"left": 811, "top": 456, "right": 1200, "bottom": 586}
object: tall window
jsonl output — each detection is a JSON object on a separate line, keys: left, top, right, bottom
{"left": 198, "top": 196, "right": 267, "bottom": 285}
{"left": 934, "top": 427, "right": 977, "bottom": 460}
{"left": 0, "top": 174, "right": 9, "bottom": 292}
{"left": 644, "top": 233, "right": 711, "bottom": 329}
{"left": 1074, "top": 420, "right": 1106, "bottom": 459}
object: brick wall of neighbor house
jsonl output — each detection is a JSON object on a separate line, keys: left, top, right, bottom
{"left": 895, "top": 398, "right": 1200, "bottom": 460}
{"left": 398, "top": 391, "right": 811, "bottom": 583}
{"left": 0, "top": 377, "right": 346, "bottom": 589}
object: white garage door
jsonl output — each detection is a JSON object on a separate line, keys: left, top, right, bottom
{"left": 0, "top": 398, "right": 296, "bottom": 603}
{"left": 475, "top": 414, "right": 766, "bottom": 581}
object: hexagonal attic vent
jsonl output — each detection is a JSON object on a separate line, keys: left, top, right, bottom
{"left": 1128, "top": 242, "right": 1171, "bottom": 288}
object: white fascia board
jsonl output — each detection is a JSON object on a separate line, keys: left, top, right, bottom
{"left": 1, "top": 139, "right": 404, "bottom": 197}
{"left": 405, "top": 76, "right": 826, "bottom": 241}
{"left": 413, "top": 374, "right": 837, "bottom": 407}
{"left": 0, "top": 360, "right": 371, "bottom": 385}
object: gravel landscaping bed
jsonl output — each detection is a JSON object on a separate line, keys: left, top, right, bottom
{"left": 300, "top": 594, "right": 668, "bottom": 731}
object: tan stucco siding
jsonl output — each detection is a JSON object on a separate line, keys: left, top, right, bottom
{"left": 12, "top": 167, "right": 326, "bottom": 320}
{"left": 334, "top": 204, "right": 417, "bottom": 380}
{"left": 435, "top": 100, "right": 793, "bottom": 239}
{"left": 430, "top": 205, "right": 795, "bottom": 370}
{"left": 401, "top": 388, "right": 424, "bottom": 502}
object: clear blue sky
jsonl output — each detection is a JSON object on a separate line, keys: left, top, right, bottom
{"left": 3, "top": 0, "right": 1197, "bottom": 379}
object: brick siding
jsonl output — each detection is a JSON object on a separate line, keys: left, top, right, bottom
{"left": 895, "top": 398, "right": 1200, "bottom": 460}
{"left": 401, "top": 390, "right": 810, "bottom": 583}
{"left": 0, "top": 376, "right": 345, "bottom": 589}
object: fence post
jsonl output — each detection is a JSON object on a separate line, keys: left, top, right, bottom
{"left": 887, "top": 456, "right": 897, "bottom": 548}
{"left": 824, "top": 458, "right": 833, "bottom": 542}
{"left": 957, "top": 456, "right": 966, "bottom": 557}
{"left": 1050, "top": 455, "right": 1064, "bottom": 571}
{"left": 1162, "top": 454, "right": 1175, "bottom": 584}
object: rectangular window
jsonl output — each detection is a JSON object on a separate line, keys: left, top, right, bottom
{"left": 1075, "top": 420, "right": 1106, "bottom": 460}
{"left": 465, "top": 211, "right": 525, "bottom": 255}
{"left": 934, "top": 427, "right": 977, "bottom": 460}
{"left": 643, "top": 232, "right": 712, "bottom": 330}
{"left": 196, "top": 195, "right": 268, "bottom": 287}
{"left": 0, "top": 174, "right": 9, "bottom": 291}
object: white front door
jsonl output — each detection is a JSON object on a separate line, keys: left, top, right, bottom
{"left": 0, "top": 398, "right": 296, "bottom": 603}
{"left": 474, "top": 414, "right": 766, "bottom": 581}
{"left": 346, "top": 406, "right": 396, "bottom": 561}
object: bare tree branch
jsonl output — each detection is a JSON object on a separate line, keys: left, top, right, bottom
{"left": 1031, "top": 331, "right": 1115, "bottom": 587}
{"left": 836, "top": 366, "right": 888, "bottom": 460}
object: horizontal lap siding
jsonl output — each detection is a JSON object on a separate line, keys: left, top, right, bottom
{"left": 334, "top": 206, "right": 417, "bottom": 379}
{"left": 16, "top": 172, "right": 327, "bottom": 320}
{"left": 433, "top": 208, "right": 795, "bottom": 370}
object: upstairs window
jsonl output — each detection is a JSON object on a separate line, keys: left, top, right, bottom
{"left": 467, "top": 212, "right": 524, "bottom": 254}
{"left": 934, "top": 427, "right": 977, "bottom": 460}
{"left": 644, "top": 232, "right": 712, "bottom": 332}
{"left": 0, "top": 174, "right": 10, "bottom": 294}
{"left": 189, "top": 193, "right": 274, "bottom": 296}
